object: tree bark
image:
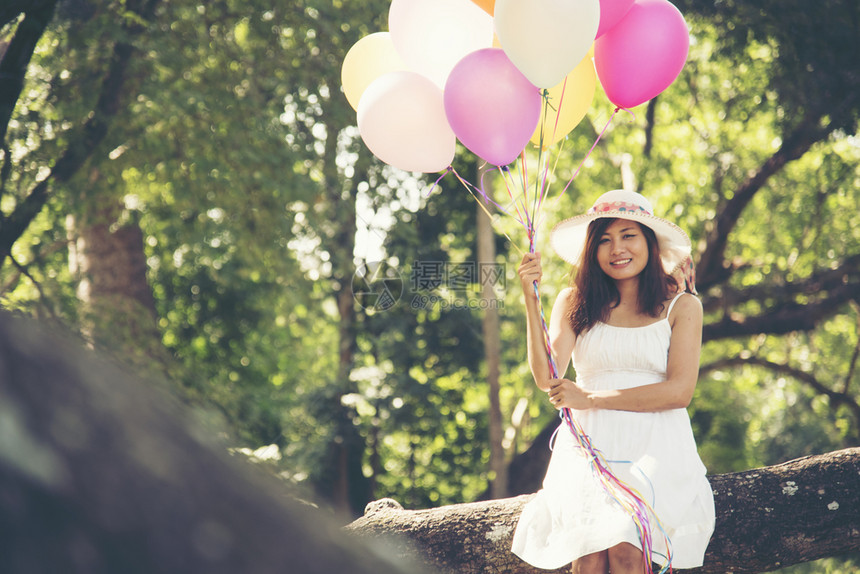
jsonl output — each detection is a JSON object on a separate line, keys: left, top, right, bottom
{"left": 348, "top": 448, "right": 860, "bottom": 573}
{"left": 67, "top": 190, "right": 162, "bottom": 372}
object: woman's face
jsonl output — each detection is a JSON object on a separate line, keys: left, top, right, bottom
{"left": 595, "top": 219, "right": 649, "bottom": 282}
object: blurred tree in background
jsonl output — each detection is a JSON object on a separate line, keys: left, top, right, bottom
{"left": 1, "top": 0, "right": 858, "bottom": 569}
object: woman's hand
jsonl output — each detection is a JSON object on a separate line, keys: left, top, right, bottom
{"left": 548, "top": 378, "right": 592, "bottom": 410}
{"left": 518, "top": 252, "right": 542, "bottom": 300}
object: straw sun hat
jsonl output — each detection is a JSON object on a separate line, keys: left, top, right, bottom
{"left": 549, "top": 189, "right": 692, "bottom": 275}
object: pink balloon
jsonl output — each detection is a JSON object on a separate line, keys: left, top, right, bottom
{"left": 444, "top": 48, "right": 540, "bottom": 166}
{"left": 594, "top": 0, "right": 690, "bottom": 109}
{"left": 595, "top": 0, "right": 636, "bottom": 38}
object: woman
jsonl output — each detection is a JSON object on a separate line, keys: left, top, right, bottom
{"left": 511, "top": 190, "right": 715, "bottom": 573}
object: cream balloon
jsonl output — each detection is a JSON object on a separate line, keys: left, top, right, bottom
{"left": 389, "top": 0, "right": 494, "bottom": 88}
{"left": 530, "top": 53, "right": 596, "bottom": 148}
{"left": 357, "top": 71, "right": 456, "bottom": 173}
{"left": 495, "top": 0, "right": 600, "bottom": 88}
{"left": 341, "top": 32, "right": 407, "bottom": 111}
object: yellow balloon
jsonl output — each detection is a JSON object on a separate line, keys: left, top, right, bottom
{"left": 530, "top": 53, "right": 596, "bottom": 149}
{"left": 341, "top": 32, "right": 407, "bottom": 111}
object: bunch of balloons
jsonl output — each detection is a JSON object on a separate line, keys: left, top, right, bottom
{"left": 342, "top": 0, "right": 690, "bottom": 173}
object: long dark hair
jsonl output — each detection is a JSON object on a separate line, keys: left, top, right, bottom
{"left": 568, "top": 218, "right": 676, "bottom": 336}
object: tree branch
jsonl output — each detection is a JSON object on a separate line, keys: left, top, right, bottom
{"left": 701, "top": 254, "right": 860, "bottom": 315}
{"left": 0, "top": 1, "right": 56, "bottom": 30}
{"left": 0, "top": 311, "right": 427, "bottom": 574}
{"left": 697, "top": 253, "right": 860, "bottom": 341}
{"left": 0, "top": 0, "right": 161, "bottom": 267}
{"left": 700, "top": 357, "right": 860, "bottom": 427}
{"left": 7, "top": 253, "right": 58, "bottom": 320}
{"left": 699, "top": 357, "right": 860, "bottom": 415}
{"left": 348, "top": 449, "right": 860, "bottom": 574}
{"left": 0, "top": 1, "right": 58, "bottom": 147}
{"left": 696, "top": 111, "right": 835, "bottom": 292}
{"left": 702, "top": 283, "right": 859, "bottom": 342}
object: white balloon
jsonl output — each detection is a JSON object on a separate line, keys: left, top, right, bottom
{"left": 389, "top": 0, "right": 494, "bottom": 88}
{"left": 495, "top": 0, "right": 601, "bottom": 88}
{"left": 357, "top": 71, "right": 456, "bottom": 173}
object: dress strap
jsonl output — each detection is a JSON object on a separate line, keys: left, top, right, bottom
{"left": 666, "top": 292, "right": 686, "bottom": 319}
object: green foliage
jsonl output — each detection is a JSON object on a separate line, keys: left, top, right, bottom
{"left": 679, "top": 0, "right": 860, "bottom": 132}
{"left": 353, "top": 169, "right": 490, "bottom": 506}
{"left": 109, "top": 1, "right": 334, "bottom": 449}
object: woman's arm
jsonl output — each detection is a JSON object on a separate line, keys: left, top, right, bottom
{"left": 518, "top": 253, "right": 576, "bottom": 392}
{"left": 549, "top": 294, "right": 703, "bottom": 412}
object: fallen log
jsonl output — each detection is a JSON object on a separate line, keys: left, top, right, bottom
{"left": 348, "top": 449, "right": 860, "bottom": 573}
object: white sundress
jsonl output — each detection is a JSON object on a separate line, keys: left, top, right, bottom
{"left": 511, "top": 293, "right": 715, "bottom": 570}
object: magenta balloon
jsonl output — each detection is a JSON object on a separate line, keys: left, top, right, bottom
{"left": 444, "top": 48, "right": 540, "bottom": 166}
{"left": 595, "top": 0, "right": 636, "bottom": 38}
{"left": 594, "top": 0, "right": 690, "bottom": 109}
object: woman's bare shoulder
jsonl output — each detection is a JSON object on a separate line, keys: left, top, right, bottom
{"left": 557, "top": 285, "right": 577, "bottom": 300}
{"left": 668, "top": 292, "right": 703, "bottom": 322}
{"left": 553, "top": 286, "right": 577, "bottom": 309}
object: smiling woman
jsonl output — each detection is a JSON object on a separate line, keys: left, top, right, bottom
{"left": 512, "top": 190, "right": 714, "bottom": 573}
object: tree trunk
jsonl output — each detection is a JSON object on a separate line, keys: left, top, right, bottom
{"left": 67, "top": 188, "right": 166, "bottom": 378}
{"left": 348, "top": 448, "right": 860, "bottom": 573}
{"left": 476, "top": 165, "right": 507, "bottom": 499}
{"left": 313, "top": 127, "right": 373, "bottom": 518}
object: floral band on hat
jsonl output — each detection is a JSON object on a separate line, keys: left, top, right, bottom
{"left": 587, "top": 200, "right": 651, "bottom": 216}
